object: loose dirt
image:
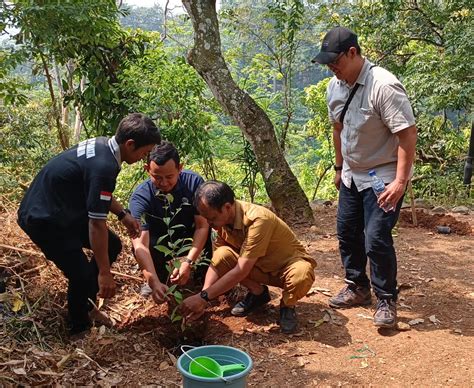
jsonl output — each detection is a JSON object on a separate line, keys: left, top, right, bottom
{"left": 1, "top": 206, "right": 473, "bottom": 386}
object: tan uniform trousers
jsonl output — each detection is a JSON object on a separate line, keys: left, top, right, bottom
{"left": 212, "top": 246, "right": 315, "bottom": 307}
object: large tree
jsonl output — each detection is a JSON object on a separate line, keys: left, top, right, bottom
{"left": 182, "top": 0, "right": 313, "bottom": 224}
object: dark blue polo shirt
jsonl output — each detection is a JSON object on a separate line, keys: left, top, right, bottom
{"left": 18, "top": 137, "right": 121, "bottom": 229}
{"left": 129, "top": 170, "right": 205, "bottom": 259}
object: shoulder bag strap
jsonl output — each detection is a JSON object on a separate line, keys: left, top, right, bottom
{"left": 339, "top": 64, "right": 377, "bottom": 124}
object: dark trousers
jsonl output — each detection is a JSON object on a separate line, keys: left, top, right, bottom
{"left": 337, "top": 180, "right": 403, "bottom": 300}
{"left": 18, "top": 220, "right": 122, "bottom": 331}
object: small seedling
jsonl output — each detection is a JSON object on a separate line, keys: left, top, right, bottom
{"left": 143, "top": 191, "right": 208, "bottom": 329}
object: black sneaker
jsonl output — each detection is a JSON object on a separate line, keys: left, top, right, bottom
{"left": 280, "top": 306, "right": 298, "bottom": 334}
{"left": 329, "top": 282, "right": 372, "bottom": 308}
{"left": 231, "top": 285, "right": 271, "bottom": 316}
{"left": 374, "top": 298, "right": 397, "bottom": 328}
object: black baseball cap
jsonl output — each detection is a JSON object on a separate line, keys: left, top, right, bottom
{"left": 312, "top": 27, "right": 358, "bottom": 65}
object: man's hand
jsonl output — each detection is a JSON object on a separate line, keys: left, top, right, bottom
{"left": 334, "top": 170, "right": 342, "bottom": 190}
{"left": 97, "top": 271, "right": 116, "bottom": 299}
{"left": 378, "top": 179, "right": 407, "bottom": 211}
{"left": 121, "top": 214, "right": 141, "bottom": 239}
{"left": 170, "top": 261, "right": 192, "bottom": 285}
{"left": 181, "top": 294, "right": 207, "bottom": 322}
{"left": 148, "top": 276, "right": 169, "bottom": 305}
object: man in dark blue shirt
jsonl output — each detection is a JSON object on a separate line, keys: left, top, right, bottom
{"left": 18, "top": 113, "right": 161, "bottom": 334}
{"left": 129, "top": 142, "right": 211, "bottom": 305}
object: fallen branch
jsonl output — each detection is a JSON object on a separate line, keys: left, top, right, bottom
{"left": 110, "top": 270, "right": 142, "bottom": 282}
{"left": 0, "top": 243, "right": 43, "bottom": 257}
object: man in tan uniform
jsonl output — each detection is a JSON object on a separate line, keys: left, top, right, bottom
{"left": 181, "top": 180, "right": 316, "bottom": 334}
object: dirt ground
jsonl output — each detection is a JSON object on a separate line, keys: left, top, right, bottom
{"left": 0, "top": 205, "right": 473, "bottom": 386}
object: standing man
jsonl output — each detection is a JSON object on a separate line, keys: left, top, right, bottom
{"left": 181, "top": 181, "right": 316, "bottom": 334}
{"left": 18, "top": 113, "right": 161, "bottom": 335}
{"left": 129, "top": 141, "right": 211, "bottom": 305}
{"left": 312, "top": 27, "right": 417, "bottom": 328}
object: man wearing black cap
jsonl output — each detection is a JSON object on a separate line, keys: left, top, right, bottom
{"left": 313, "top": 27, "right": 417, "bottom": 328}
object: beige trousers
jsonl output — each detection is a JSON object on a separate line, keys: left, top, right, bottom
{"left": 212, "top": 246, "right": 315, "bottom": 306}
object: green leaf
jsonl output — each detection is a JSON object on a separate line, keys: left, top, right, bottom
{"left": 155, "top": 234, "right": 168, "bottom": 245}
{"left": 154, "top": 245, "right": 172, "bottom": 256}
{"left": 166, "top": 284, "right": 177, "bottom": 295}
{"left": 166, "top": 193, "right": 174, "bottom": 203}
{"left": 174, "top": 291, "right": 183, "bottom": 304}
{"left": 175, "top": 246, "right": 191, "bottom": 256}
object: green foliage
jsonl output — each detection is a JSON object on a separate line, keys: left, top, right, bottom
{"left": 303, "top": 77, "right": 338, "bottom": 200}
{"left": 117, "top": 38, "right": 214, "bottom": 165}
{"left": 0, "top": 96, "right": 61, "bottom": 203}
{"left": 307, "top": 0, "right": 472, "bottom": 203}
{"left": 142, "top": 192, "right": 207, "bottom": 326}
{"left": 0, "top": 49, "right": 29, "bottom": 106}
{"left": 1, "top": 0, "right": 472, "bottom": 208}
{"left": 413, "top": 114, "right": 471, "bottom": 205}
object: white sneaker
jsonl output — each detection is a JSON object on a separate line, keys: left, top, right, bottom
{"left": 140, "top": 283, "right": 153, "bottom": 298}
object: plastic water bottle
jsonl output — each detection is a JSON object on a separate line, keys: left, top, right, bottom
{"left": 368, "top": 170, "right": 394, "bottom": 212}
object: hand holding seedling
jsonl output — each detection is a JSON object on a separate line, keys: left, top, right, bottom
{"left": 181, "top": 293, "right": 207, "bottom": 322}
{"left": 170, "top": 260, "right": 192, "bottom": 285}
{"left": 148, "top": 276, "right": 169, "bottom": 304}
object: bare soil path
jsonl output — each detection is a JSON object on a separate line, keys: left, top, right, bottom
{"left": 1, "top": 206, "right": 473, "bottom": 386}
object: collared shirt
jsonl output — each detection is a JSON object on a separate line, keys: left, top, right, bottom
{"left": 108, "top": 136, "right": 121, "bottom": 167}
{"left": 18, "top": 136, "right": 121, "bottom": 228}
{"left": 215, "top": 200, "right": 316, "bottom": 274}
{"left": 129, "top": 170, "right": 209, "bottom": 257}
{"left": 327, "top": 59, "right": 416, "bottom": 191}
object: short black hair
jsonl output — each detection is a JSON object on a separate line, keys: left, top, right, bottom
{"left": 194, "top": 180, "right": 235, "bottom": 210}
{"left": 115, "top": 113, "right": 161, "bottom": 149}
{"left": 147, "top": 141, "right": 180, "bottom": 167}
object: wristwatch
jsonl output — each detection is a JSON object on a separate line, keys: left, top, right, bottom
{"left": 334, "top": 165, "right": 343, "bottom": 171}
{"left": 117, "top": 208, "right": 130, "bottom": 221}
{"left": 200, "top": 290, "right": 210, "bottom": 302}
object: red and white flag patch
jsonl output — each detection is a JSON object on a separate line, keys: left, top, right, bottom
{"left": 100, "top": 191, "right": 112, "bottom": 201}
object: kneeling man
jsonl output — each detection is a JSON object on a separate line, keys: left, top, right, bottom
{"left": 181, "top": 181, "right": 316, "bottom": 333}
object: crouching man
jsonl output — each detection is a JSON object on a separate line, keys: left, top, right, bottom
{"left": 181, "top": 181, "right": 316, "bottom": 334}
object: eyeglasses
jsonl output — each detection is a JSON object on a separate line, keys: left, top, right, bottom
{"left": 327, "top": 52, "right": 345, "bottom": 66}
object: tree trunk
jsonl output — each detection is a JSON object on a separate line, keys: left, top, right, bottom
{"left": 39, "top": 51, "right": 69, "bottom": 150}
{"left": 182, "top": 0, "right": 313, "bottom": 225}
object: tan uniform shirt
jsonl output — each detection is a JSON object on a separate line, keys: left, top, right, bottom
{"left": 327, "top": 59, "right": 416, "bottom": 191}
{"left": 215, "top": 200, "right": 315, "bottom": 273}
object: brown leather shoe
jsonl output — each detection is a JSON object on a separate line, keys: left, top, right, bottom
{"left": 374, "top": 298, "right": 397, "bottom": 328}
{"left": 329, "top": 283, "right": 371, "bottom": 308}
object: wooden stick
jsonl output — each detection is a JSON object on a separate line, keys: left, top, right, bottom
{"left": 110, "top": 270, "right": 143, "bottom": 282}
{"left": 407, "top": 180, "right": 417, "bottom": 226}
{"left": 0, "top": 243, "right": 42, "bottom": 256}
{"left": 17, "top": 264, "right": 47, "bottom": 276}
